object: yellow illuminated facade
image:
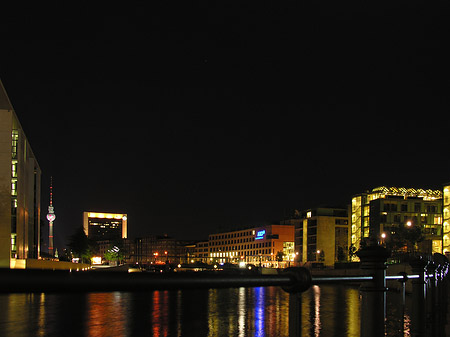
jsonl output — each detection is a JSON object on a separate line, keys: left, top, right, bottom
{"left": 351, "top": 186, "right": 443, "bottom": 260}
{"left": 0, "top": 79, "right": 41, "bottom": 268}
{"left": 83, "top": 212, "right": 127, "bottom": 241}
{"left": 443, "top": 185, "right": 450, "bottom": 256}
{"left": 297, "top": 207, "right": 349, "bottom": 267}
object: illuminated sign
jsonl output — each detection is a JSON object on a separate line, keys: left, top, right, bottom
{"left": 255, "top": 230, "right": 266, "bottom": 240}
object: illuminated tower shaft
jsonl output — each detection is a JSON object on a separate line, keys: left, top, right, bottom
{"left": 46, "top": 177, "right": 56, "bottom": 256}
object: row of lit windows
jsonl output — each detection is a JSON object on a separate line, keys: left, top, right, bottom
{"left": 379, "top": 214, "right": 442, "bottom": 224}
{"left": 11, "top": 131, "right": 18, "bottom": 160}
{"left": 210, "top": 249, "right": 274, "bottom": 258}
{"left": 210, "top": 230, "right": 256, "bottom": 241}
{"left": 11, "top": 178, "right": 17, "bottom": 196}
{"left": 210, "top": 237, "right": 261, "bottom": 246}
{"left": 210, "top": 241, "right": 273, "bottom": 252}
{"left": 383, "top": 203, "right": 439, "bottom": 213}
{"left": 89, "top": 222, "right": 121, "bottom": 227}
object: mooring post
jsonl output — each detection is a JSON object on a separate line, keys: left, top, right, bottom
{"left": 409, "top": 256, "right": 428, "bottom": 337}
{"left": 282, "top": 267, "right": 312, "bottom": 337}
{"left": 435, "top": 263, "right": 445, "bottom": 337}
{"left": 356, "top": 244, "right": 390, "bottom": 337}
{"left": 426, "top": 261, "right": 437, "bottom": 337}
{"left": 438, "top": 262, "right": 450, "bottom": 337}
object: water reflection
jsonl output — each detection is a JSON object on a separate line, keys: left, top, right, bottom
{"left": 86, "top": 292, "right": 126, "bottom": 336}
{"left": 254, "top": 287, "right": 265, "bottom": 337}
{"left": 37, "top": 293, "right": 45, "bottom": 337}
{"left": 0, "top": 284, "right": 418, "bottom": 336}
{"left": 238, "top": 287, "right": 246, "bottom": 337}
{"left": 313, "top": 285, "right": 321, "bottom": 337}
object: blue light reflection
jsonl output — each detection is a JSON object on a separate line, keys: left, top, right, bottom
{"left": 254, "top": 287, "right": 265, "bottom": 337}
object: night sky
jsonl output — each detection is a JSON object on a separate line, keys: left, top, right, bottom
{"left": 1, "top": 2, "right": 449, "bottom": 249}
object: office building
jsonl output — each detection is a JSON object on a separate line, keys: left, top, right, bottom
{"left": 208, "top": 224, "right": 295, "bottom": 268}
{"left": 441, "top": 184, "right": 450, "bottom": 256}
{"left": 296, "top": 207, "right": 349, "bottom": 267}
{"left": 83, "top": 212, "right": 127, "bottom": 241}
{"left": 194, "top": 241, "right": 209, "bottom": 263}
{"left": 0, "top": 80, "right": 41, "bottom": 268}
{"left": 351, "top": 186, "right": 442, "bottom": 259}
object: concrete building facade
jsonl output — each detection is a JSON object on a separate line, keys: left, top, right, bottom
{"left": 208, "top": 224, "right": 295, "bottom": 268}
{"left": 194, "top": 241, "right": 209, "bottom": 263}
{"left": 296, "top": 207, "right": 349, "bottom": 267}
{"left": 0, "top": 80, "right": 41, "bottom": 268}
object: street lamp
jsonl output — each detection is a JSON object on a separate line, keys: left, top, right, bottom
{"left": 380, "top": 232, "right": 386, "bottom": 246}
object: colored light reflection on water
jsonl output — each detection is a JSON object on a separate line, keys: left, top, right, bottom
{"left": 0, "top": 285, "right": 416, "bottom": 336}
{"left": 254, "top": 287, "right": 265, "bottom": 337}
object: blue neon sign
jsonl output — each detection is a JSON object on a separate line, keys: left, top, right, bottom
{"left": 255, "top": 230, "right": 266, "bottom": 240}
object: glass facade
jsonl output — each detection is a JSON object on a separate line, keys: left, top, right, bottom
{"left": 443, "top": 185, "right": 450, "bottom": 255}
{"left": 351, "top": 186, "right": 443, "bottom": 260}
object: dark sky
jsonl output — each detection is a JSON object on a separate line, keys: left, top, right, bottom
{"left": 1, "top": 2, "right": 449, "bottom": 248}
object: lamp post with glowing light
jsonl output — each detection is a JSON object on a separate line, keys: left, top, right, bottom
{"left": 380, "top": 232, "right": 386, "bottom": 246}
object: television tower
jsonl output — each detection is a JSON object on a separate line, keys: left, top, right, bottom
{"left": 46, "top": 177, "right": 56, "bottom": 256}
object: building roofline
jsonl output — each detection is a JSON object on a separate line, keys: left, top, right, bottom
{"left": 1, "top": 78, "right": 41, "bottom": 171}
{"left": 352, "top": 186, "right": 442, "bottom": 200}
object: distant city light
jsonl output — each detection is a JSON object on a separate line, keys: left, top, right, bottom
{"left": 91, "top": 256, "right": 102, "bottom": 265}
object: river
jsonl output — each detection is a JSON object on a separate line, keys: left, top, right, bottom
{"left": 0, "top": 285, "right": 412, "bottom": 336}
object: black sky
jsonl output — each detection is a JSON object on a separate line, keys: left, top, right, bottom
{"left": 1, "top": 2, "right": 449, "bottom": 248}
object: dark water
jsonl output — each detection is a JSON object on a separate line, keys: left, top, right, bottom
{"left": 0, "top": 285, "right": 411, "bottom": 337}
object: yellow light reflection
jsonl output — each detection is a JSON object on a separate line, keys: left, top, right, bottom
{"left": 207, "top": 289, "right": 219, "bottom": 337}
{"left": 37, "top": 293, "right": 45, "bottom": 337}
{"left": 347, "top": 287, "right": 361, "bottom": 337}
{"left": 238, "top": 288, "right": 246, "bottom": 337}
{"left": 313, "top": 285, "right": 321, "bottom": 337}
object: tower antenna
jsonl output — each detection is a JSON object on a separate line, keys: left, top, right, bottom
{"left": 46, "top": 177, "right": 56, "bottom": 257}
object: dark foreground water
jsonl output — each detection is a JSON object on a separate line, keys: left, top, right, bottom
{"left": 0, "top": 285, "right": 412, "bottom": 337}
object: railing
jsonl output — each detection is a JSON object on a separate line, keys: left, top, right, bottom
{"left": 0, "top": 244, "right": 449, "bottom": 337}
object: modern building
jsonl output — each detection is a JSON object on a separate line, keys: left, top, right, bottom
{"left": 0, "top": 80, "right": 41, "bottom": 268}
{"left": 351, "top": 186, "right": 443, "bottom": 259}
{"left": 296, "top": 207, "right": 349, "bottom": 267}
{"left": 83, "top": 212, "right": 127, "bottom": 241}
{"left": 97, "top": 235, "right": 196, "bottom": 266}
{"left": 194, "top": 241, "right": 209, "bottom": 263}
{"left": 208, "top": 224, "right": 295, "bottom": 268}
{"left": 441, "top": 184, "right": 450, "bottom": 256}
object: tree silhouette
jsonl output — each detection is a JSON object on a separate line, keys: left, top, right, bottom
{"left": 67, "top": 226, "right": 97, "bottom": 263}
